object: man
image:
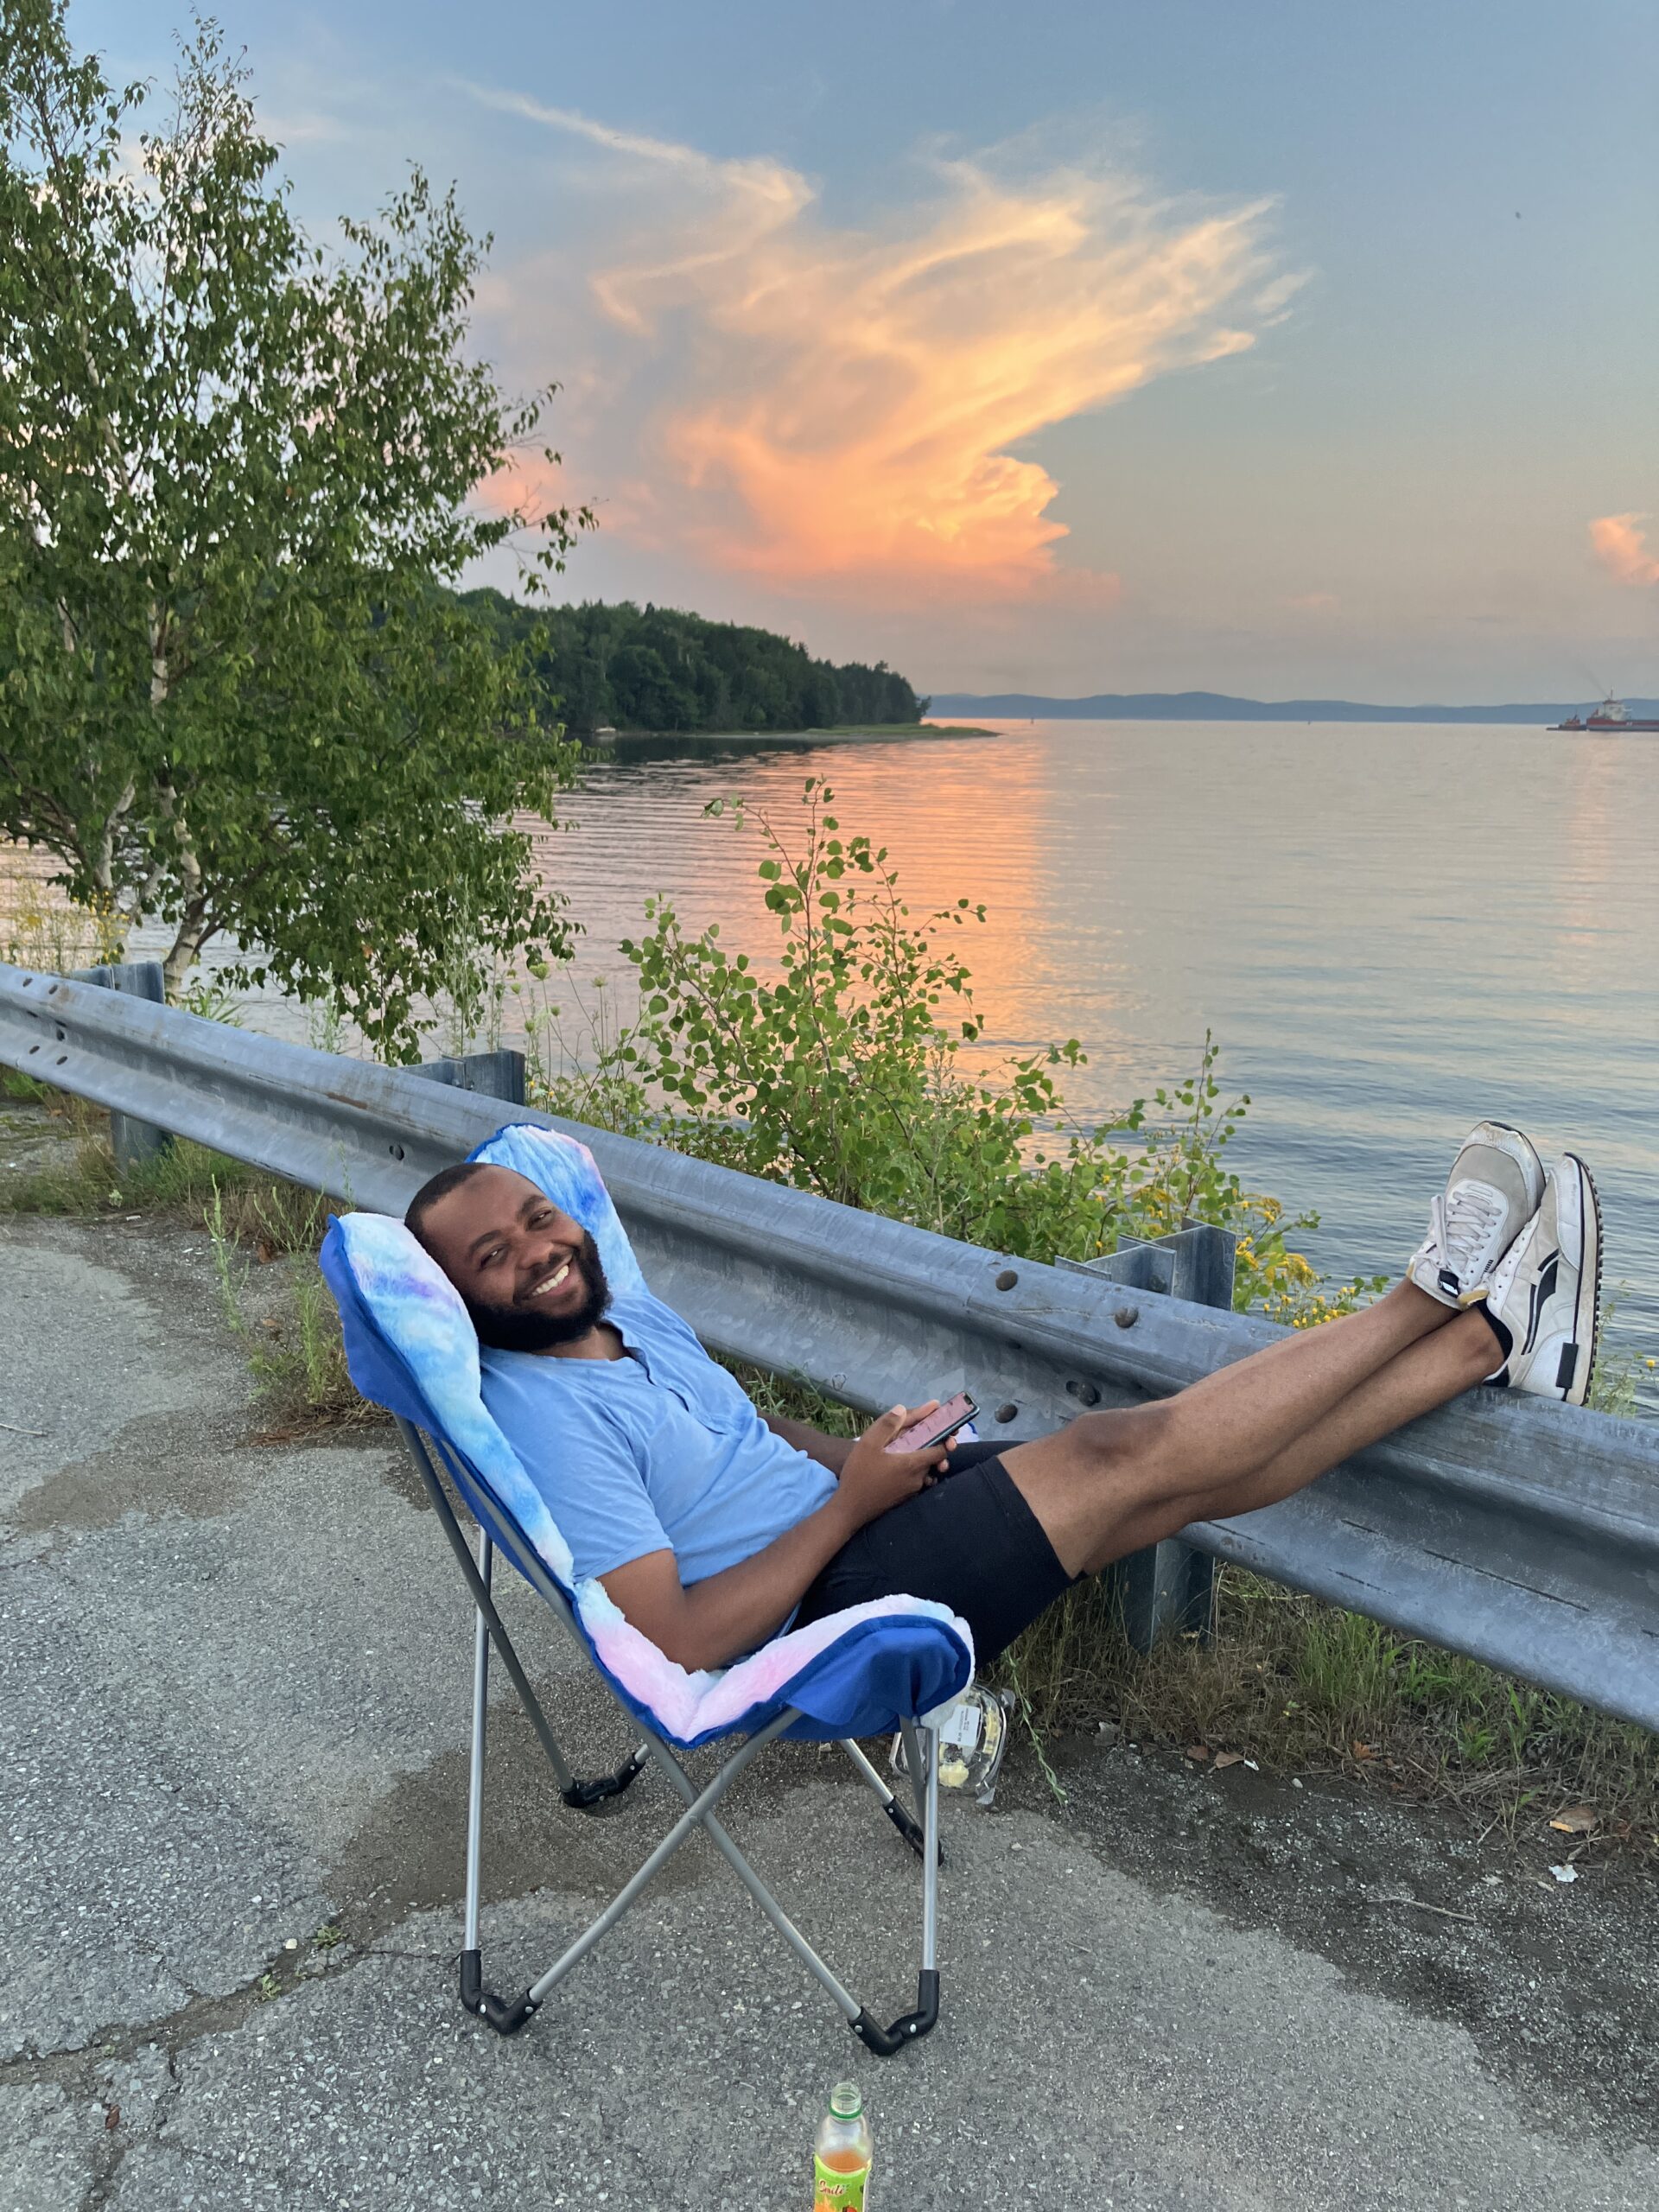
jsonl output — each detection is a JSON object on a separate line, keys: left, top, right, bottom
{"left": 406, "top": 1124, "right": 1600, "bottom": 1675}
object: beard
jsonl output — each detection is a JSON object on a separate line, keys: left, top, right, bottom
{"left": 466, "top": 1230, "right": 612, "bottom": 1352}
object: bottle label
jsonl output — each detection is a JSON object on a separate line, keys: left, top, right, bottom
{"left": 813, "top": 2153, "right": 871, "bottom": 2209}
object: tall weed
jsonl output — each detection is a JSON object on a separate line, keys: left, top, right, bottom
{"left": 2, "top": 863, "right": 127, "bottom": 973}
{"left": 204, "top": 1179, "right": 364, "bottom": 1422}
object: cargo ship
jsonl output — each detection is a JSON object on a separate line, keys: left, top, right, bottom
{"left": 1551, "top": 693, "right": 1659, "bottom": 733}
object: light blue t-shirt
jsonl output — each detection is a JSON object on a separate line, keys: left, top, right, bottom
{"left": 478, "top": 1291, "right": 839, "bottom": 1587}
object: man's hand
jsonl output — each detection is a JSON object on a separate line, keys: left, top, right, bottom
{"left": 836, "top": 1403, "right": 958, "bottom": 1529}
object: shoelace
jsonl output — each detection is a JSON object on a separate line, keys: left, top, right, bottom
{"left": 1435, "top": 1181, "right": 1506, "bottom": 1281}
{"left": 1484, "top": 1206, "right": 1539, "bottom": 1312}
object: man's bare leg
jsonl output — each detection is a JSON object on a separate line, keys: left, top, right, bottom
{"left": 1001, "top": 1283, "right": 1488, "bottom": 1578}
{"left": 1070, "top": 1306, "right": 1496, "bottom": 1571}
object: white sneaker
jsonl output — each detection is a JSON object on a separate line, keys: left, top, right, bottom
{"left": 1408, "top": 1122, "right": 1546, "bottom": 1308}
{"left": 1484, "top": 1154, "right": 1602, "bottom": 1406}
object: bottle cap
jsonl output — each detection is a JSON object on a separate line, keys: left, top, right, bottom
{"left": 829, "top": 2082, "right": 862, "bottom": 2120}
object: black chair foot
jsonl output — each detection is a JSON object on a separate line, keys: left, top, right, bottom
{"left": 881, "top": 1796, "right": 944, "bottom": 1868}
{"left": 851, "top": 1970, "right": 940, "bottom": 2056}
{"left": 460, "top": 1948, "right": 539, "bottom": 2035}
{"left": 562, "top": 1745, "right": 650, "bottom": 1813}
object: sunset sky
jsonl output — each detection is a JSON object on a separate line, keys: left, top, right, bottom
{"left": 81, "top": 1, "right": 1658, "bottom": 701}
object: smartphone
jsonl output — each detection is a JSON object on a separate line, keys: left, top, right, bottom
{"left": 886, "top": 1392, "right": 978, "bottom": 1454}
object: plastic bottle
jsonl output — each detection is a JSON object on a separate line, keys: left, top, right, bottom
{"left": 813, "top": 2081, "right": 873, "bottom": 2209}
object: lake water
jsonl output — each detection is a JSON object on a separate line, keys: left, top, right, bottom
{"left": 534, "top": 719, "right": 1659, "bottom": 1400}
{"left": 45, "top": 714, "right": 1659, "bottom": 1402}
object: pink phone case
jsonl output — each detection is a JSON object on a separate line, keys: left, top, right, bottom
{"left": 887, "top": 1392, "right": 977, "bottom": 1453}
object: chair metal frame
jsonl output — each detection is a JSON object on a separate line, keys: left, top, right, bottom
{"left": 397, "top": 1417, "right": 947, "bottom": 2053}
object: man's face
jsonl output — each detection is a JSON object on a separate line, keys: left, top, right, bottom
{"left": 418, "top": 1166, "right": 611, "bottom": 1352}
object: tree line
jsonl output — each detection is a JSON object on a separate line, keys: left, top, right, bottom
{"left": 456, "top": 591, "right": 928, "bottom": 735}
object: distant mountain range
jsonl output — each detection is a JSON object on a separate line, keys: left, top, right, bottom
{"left": 928, "top": 690, "right": 1659, "bottom": 725}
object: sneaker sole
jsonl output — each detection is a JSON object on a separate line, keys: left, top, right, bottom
{"left": 1558, "top": 1151, "right": 1602, "bottom": 1407}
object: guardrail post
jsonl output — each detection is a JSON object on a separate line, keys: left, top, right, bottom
{"left": 72, "top": 961, "right": 174, "bottom": 1173}
{"left": 413, "top": 1050, "right": 527, "bottom": 1108}
{"left": 1064, "top": 1221, "right": 1237, "bottom": 1651}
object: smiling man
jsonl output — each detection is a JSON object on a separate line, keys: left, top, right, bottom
{"left": 406, "top": 1128, "right": 1602, "bottom": 1678}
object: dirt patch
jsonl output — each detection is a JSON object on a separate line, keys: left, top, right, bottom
{"left": 10, "top": 1404, "right": 260, "bottom": 1535}
{"left": 325, "top": 1706, "right": 693, "bottom": 1942}
{"left": 995, "top": 1726, "right": 1659, "bottom": 2146}
{"left": 0, "top": 1092, "right": 88, "bottom": 1182}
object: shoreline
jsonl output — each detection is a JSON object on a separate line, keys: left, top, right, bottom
{"left": 586, "top": 720, "right": 991, "bottom": 748}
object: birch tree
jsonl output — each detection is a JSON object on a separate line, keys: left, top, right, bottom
{"left": 0, "top": 3, "right": 583, "bottom": 1054}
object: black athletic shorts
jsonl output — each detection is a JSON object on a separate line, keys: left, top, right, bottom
{"left": 791, "top": 1441, "right": 1074, "bottom": 1663}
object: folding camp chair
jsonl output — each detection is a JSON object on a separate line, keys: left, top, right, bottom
{"left": 319, "top": 1122, "right": 976, "bottom": 2054}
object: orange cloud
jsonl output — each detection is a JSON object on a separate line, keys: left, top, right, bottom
{"left": 1590, "top": 512, "right": 1659, "bottom": 588}
{"left": 471, "top": 92, "right": 1293, "bottom": 606}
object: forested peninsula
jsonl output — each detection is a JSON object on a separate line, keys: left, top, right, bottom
{"left": 458, "top": 590, "right": 928, "bottom": 736}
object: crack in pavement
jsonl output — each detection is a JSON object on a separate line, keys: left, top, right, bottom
{"left": 73, "top": 2044, "right": 182, "bottom": 2212}
{"left": 5, "top": 1927, "right": 392, "bottom": 2212}
{"left": 0, "top": 1936, "right": 373, "bottom": 2094}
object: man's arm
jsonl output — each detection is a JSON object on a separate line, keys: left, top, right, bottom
{"left": 762, "top": 1412, "right": 854, "bottom": 1475}
{"left": 601, "top": 1404, "right": 953, "bottom": 1671}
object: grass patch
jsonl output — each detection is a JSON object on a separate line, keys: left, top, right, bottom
{"left": 1, "top": 1112, "right": 262, "bottom": 1219}
{"left": 1, "top": 1066, "right": 53, "bottom": 1103}
{"left": 202, "top": 1179, "right": 369, "bottom": 1430}
{"left": 1001, "top": 1568, "right": 1659, "bottom": 1852}
{"left": 716, "top": 1356, "right": 861, "bottom": 1440}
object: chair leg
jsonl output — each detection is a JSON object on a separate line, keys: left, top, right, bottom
{"left": 458, "top": 1533, "right": 531, "bottom": 2028}
{"left": 461, "top": 1709, "right": 946, "bottom": 2055}
{"left": 851, "top": 1715, "right": 942, "bottom": 2055}
{"left": 462, "top": 1529, "right": 492, "bottom": 1959}
{"left": 920, "top": 1714, "right": 941, "bottom": 1981}
{"left": 897, "top": 1716, "right": 928, "bottom": 1826}
{"left": 400, "top": 1421, "right": 650, "bottom": 1813}
{"left": 838, "top": 1738, "right": 935, "bottom": 1862}
{"left": 522, "top": 1712, "right": 840, "bottom": 2012}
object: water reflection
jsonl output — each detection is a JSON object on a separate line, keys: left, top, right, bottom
{"left": 540, "top": 719, "right": 1659, "bottom": 1393}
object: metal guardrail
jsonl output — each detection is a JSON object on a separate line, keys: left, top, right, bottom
{"left": 5, "top": 959, "right": 1659, "bottom": 1732}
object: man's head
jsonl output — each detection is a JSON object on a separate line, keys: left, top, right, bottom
{"left": 406, "top": 1162, "right": 611, "bottom": 1352}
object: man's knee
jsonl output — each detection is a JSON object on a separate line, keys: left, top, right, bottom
{"left": 1071, "top": 1399, "right": 1178, "bottom": 1481}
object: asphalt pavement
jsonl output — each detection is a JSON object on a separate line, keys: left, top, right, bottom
{"left": 3, "top": 1206, "right": 1656, "bottom": 2210}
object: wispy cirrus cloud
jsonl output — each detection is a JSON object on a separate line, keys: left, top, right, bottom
{"left": 1590, "top": 512, "right": 1659, "bottom": 588}
{"left": 467, "top": 90, "right": 1296, "bottom": 606}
